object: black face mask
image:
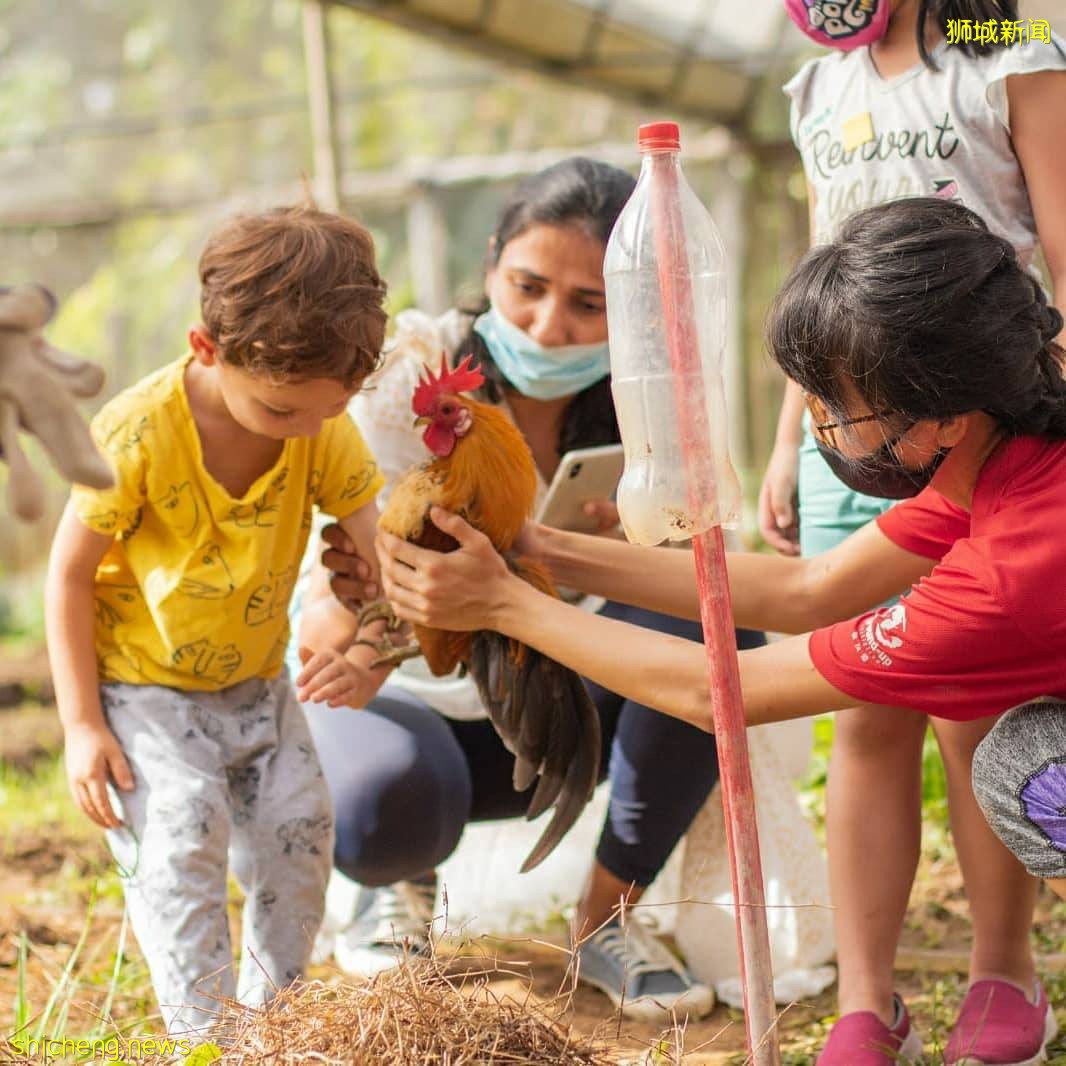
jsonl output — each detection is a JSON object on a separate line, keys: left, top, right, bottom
{"left": 815, "top": 435, "right": 951, "bottom": 499}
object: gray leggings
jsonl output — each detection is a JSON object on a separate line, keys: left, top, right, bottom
{"left": 972, "top": 699, "right": 1066, "bottom": 881}
{"left": 102, "top": 677, "right": 333, "bottom": 1036}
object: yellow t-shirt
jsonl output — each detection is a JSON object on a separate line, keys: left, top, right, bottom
{"left": 71, "top": 356, "right": 383, "bottom": 690}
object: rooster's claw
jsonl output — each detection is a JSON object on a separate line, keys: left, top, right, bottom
{"left": 356, "top": 599, "right": 404, "bottom": 632}
{"left": 359, "top": 641, "right": 423, "bottom": 669}
{"left": 355, "top": 598, "right": 421, "bottom": 668}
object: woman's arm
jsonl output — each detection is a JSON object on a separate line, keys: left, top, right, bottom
{"left": 1008, "top": 68, "right": 1066, "bottom": 342}
{"left": 377, "top": 508, "right": 856, "bottom": 730}
{"left": 537, "top": 515, "right": 933, "bottom": 632}
{"left": 343, "top": 497, "right": 932, "bottom": 633}
{"left": 496, "top": 574, "right": 848, "bottom": 729}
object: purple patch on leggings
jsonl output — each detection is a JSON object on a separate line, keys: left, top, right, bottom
{"left": 1021, "top": 760, "right": 1066, "bottom": 852}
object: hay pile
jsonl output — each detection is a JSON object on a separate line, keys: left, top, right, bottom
{"left": 184, "top": 945, "right": 617, "bottom": 1065}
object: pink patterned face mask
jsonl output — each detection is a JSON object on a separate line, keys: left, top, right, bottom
{"left": 784, "top": 0, "right": 891, "bottom": 50}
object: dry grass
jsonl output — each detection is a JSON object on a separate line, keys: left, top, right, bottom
{"left": 145, "top": 942, "right": 625, "bottom": 1066}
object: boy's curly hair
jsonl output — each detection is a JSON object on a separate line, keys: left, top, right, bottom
{"left": 198, "top": 205, "right": 387, "bottom": 386}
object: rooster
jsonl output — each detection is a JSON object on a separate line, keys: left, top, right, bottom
{"left": 363, "top": 354, "right": 601, "bottom": 873}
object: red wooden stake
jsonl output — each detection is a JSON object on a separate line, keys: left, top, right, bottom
{"left": 646, "top": 139, "right": 782, "bottom": 1064}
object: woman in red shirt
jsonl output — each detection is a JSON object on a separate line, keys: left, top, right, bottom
{"left": 369, "top": 197, "right": 1064, "bottom": 1063}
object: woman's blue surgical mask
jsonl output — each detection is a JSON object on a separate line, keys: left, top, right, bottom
{"left": 473, "top": 306, "right": 610, "bottom": 401}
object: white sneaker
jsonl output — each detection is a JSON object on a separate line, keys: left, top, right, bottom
{"left": 333, "top": 875, "right": 438, "bottom": 978}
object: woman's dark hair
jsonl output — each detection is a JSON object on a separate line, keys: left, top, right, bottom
{"left": 768, "top": 197, "right": 1066, "bottom": 440}
{"left": 918, "top": 0, "right": 1019, "bottom": 66}
{"left": 455, "top": 156, "right": 636, "bottom": 454}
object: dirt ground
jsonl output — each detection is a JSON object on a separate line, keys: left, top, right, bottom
{"left": 0, "top": 818, "right": 772, "bottom": 1061}
{"left": 3, "top": 694, "right": 1066, "bottom": 1063}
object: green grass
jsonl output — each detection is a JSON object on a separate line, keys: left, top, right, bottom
{"left": 6, "top": 879, "right": 166, "bottom": 1063}
{"left": 1, "top": 750, "right": 161, "bottom": 1059}
{"left": 0, "top": 566, "right": 47, "bottom": 647}
{"left": 1, "top": 743, "right": 256, "bottom": 1062}
{"left": 0, "top": 755, "right": 90, "bottom": 841}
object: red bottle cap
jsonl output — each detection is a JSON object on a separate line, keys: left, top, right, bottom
{"left": 638, "top": 121, "right": 680, "bottom": 151}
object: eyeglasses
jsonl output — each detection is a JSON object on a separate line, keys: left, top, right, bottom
{"left": 804, "top": 392, "right": 881, "bottom": 450}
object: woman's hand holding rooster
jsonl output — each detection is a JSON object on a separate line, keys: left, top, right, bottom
{"left": 323, "top": 511, "right": 552, "bottom": 621}
{"left": 376, "top": 507, "right": 523, "bottom": 632}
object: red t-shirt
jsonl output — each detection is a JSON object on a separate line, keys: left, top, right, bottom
{"left": 809, "top": 435, "right": 1066, "bottom": 720}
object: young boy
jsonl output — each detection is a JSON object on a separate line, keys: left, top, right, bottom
{"left": 46, "top": 206, "right": 394, "bottom": 1035}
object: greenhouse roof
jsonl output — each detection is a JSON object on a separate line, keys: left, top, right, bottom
{"left": 331, "top": 0, "right": 808, "bottom": 128}
{"left": 332, "top": 0, "right": 1066, "bottom": 130}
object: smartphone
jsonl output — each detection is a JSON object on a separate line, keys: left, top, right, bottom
{"left": 536, "top": 445, "right": 625, "bottom": 532}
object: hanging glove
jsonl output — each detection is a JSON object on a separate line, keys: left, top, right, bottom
{"left": 0, "top": 284, "right": 113, "bottom": 521}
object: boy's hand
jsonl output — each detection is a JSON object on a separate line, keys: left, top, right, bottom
{"left": 63, "top": 722, "right": 134, "bottom": 829}
{"left": 296, "top": 645, "right": 387, "bottom": 709}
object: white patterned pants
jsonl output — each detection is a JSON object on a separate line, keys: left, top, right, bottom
{"left": 101, "top": 675, "right": 334, "bottom": 1036}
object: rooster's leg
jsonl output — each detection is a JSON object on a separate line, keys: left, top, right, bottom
{"left": 364, "top": 642, "right": 423, "bottom": 670}
{"left": 353, "top": 598, "right": 422, "bottom": 669}
{"left": 356, "top": 599, "right": 404, "bottom": 633}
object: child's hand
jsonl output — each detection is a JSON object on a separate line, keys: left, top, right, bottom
{"left": 757, "top": 443, "right": 801, "bottom": 556}
{"left": 296, "top": 645, "right": 387, "bottom": 709}
{"left": 63, "top": 722, "right": 134, "bottom": 829}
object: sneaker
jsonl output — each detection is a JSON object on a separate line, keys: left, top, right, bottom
{"left": 944, "top": 979, "right": 1057, "bottom": 1065}
{"left": 333, "top": 874, "right": 438, "bottom": 977}
{"left": 576, "top": 917, "right": 715, "bottom": 1022}
{"left": 818, "top": 994, "right": 923, "bottom": 1065}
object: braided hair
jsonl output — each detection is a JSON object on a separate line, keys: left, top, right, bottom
{"left": 769, "top": 197, "right": 1066, "bottom": 439}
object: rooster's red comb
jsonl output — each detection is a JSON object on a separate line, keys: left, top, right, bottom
{"left": 412, "top": 354, "right": 485, "bottom": 415}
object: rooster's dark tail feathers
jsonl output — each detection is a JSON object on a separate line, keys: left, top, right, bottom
{"left": 466, "top": 557, "right": 601, "bottom": 873}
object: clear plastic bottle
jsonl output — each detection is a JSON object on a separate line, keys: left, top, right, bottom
{"left": 604, "top": 121, "right": 742, "bottom": 546}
